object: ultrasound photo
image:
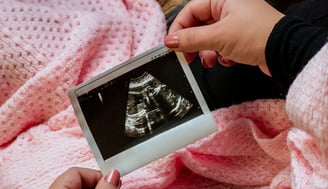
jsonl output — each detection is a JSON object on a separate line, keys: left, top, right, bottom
{"left": 69, "top": 45, "right": 216, "bottom": 175}
{"left": 77, "top": 50, "right": 202, "bottom": 160}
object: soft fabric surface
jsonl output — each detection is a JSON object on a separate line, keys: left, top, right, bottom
{"left": 1, "top": 0, "right": 328, "bottom": 188}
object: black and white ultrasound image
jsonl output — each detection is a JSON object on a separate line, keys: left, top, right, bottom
{"left": 125, "top": 72, "right": 193, "bottom": 138}
{"left": 78, "top": 52, "right": 202, "bottom": 160}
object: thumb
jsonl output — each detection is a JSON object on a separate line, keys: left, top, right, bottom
{"left": 165, "top": 24, "right": 220, "bottom": 52}
{"left": 96, "top": 169, "right": 121, "bottom": 189}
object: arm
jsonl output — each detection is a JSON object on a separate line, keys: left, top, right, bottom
{"left": 266, "top": 15, "right": 328, "bottom": 95}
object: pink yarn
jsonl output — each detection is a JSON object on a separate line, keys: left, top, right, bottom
{"left": 0, "top": 0, "right": 166, "bottom": 188}
{"left": 286, "top": 43, "right": 328, "bottom": 188}
{"left": 1, "top": 1, "right": 328, "bottom": 188}
{"left": 122, "top": 99, "right": 293, "bottom": 188}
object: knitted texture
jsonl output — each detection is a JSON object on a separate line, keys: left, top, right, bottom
{"left": 286, "top": 43, "right": 328, "bottom": 188}
{"left": 1, "top": 1, "right": 328, "bottom": 188}
{"left": 121, "top": 99, "right": 293, "bottom": 189}
{"left": 0, "top": 0, "right": 166, "bottom": 188}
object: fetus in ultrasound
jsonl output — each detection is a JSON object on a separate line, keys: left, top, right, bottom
{"left": 124, "top": 72, "right": 193, "bottom": 138}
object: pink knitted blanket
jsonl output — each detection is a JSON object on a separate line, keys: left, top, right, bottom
{"left": 1, "top": 1, "right": 328, "bottom": 188}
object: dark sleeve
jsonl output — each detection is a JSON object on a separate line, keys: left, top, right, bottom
{"left": 265, "top": 15, "right": 328, "bottom": 95}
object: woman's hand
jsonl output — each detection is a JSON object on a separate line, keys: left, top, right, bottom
{"left": 49, "top": 167, "right": 121, "bottom": 189}
{"left": 164, "top": 0, "right": 284, "bottom": 75}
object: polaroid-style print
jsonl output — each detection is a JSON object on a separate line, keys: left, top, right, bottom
{"left": 68, "top": 44, "right": 217, "bottom": 176}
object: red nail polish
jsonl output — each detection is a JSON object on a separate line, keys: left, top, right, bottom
{"left": 104, "top": 169, "right": 121, "bottom": 187}
{"left": 219, "top": 56, "right": 235, "bottom": 67}
{"left": 201, "top": 57, "right": 209, "bottom": 68}
{"left": 164, "top": 34, "right": 179, "bottom": 49}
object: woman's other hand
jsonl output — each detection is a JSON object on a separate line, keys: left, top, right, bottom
{"left": 49, "top": 167, "right": 121, "bottom": 189}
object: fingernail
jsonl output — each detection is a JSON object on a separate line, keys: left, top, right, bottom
{"left": 200, "top": 56, "right": 209, "bottom": 68}
{"left": 104, "top": 169, "right": 121, "bottom": 187}
{"left": 219, "top": 56, "right": 235, "bottom": 67}
{"left": 164, "top": 34, "right": 179, "bottom": 49}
